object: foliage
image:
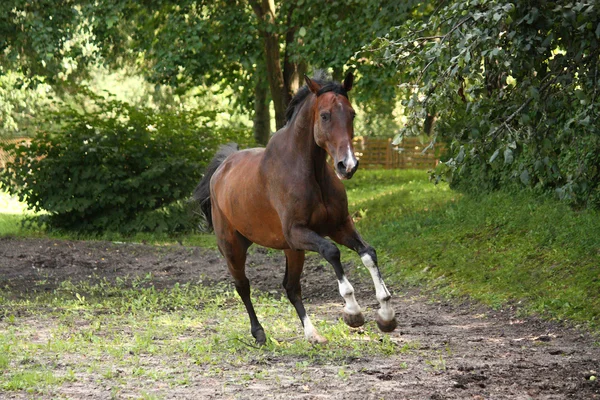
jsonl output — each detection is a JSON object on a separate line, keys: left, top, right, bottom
{"left": 0, "top": 0, "right": 99, "bottom": 84}
{"left": 1, "top": 0, "right": 422, "bottom": 139}
{"left": 373, "top": 0, "right": 600, "bottom": 208}
{"left": 0, "top": 71, "right": 56, "bottom": 136}
{"left": 0, "top": 93, "right": 252, "bottom": 234}
{"left": 98, "top": 0, "right": 420, "bottom": 131}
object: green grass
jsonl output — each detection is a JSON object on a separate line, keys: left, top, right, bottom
{"left": 345, "top": 170, "right": 600, "bottom": 330}
{"left": 2, "top": 169, "right": 600, "bottom": 331}
{"left": 0, "top": 277, "right": 412, "bottom": 394}
{"left": 2, "top": 169, "right": 600, "bottom": 395}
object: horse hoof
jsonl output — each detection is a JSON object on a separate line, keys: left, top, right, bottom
{"left": 308, "top": 334, "right": 328, "bottom": 345}
{"left": 343, "top": 311, "right": 365, "bottom": 328}
{"left": 376, "top": 315, "right": 398, "bottom": 333}
{"left": 253, "top": 329, "right": 267, "bottom": 346}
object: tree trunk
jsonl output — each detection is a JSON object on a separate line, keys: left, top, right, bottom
{"left": 253, "top": 62, "right": 270, "bottom": 145}
{"left": 282, "top": 3, "right": 300, "bottom": 101}
{"left": 249, "top": 0, "right": 289, "bottom": 131}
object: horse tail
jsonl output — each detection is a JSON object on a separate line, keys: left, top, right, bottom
{"left": 192, "top": 143, "right": 239, "bottom": 231}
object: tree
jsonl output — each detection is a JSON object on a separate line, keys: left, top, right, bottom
{"left": 109, "top": 0, "right": 419, "bottom": 138}
{"left": 1, "top": 1, "right": 420, "bottom": 143}
{"left": 374, "top": 0, "right": 600, "bottom": 208}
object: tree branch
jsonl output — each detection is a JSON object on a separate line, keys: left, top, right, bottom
{"left": 418, "top": 16, "right": 471, "bottom": 82}
{"left": 487, "top": 75, "right": 558, "bottom": 141}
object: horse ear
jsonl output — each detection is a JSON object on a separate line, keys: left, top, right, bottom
{"left": 304, "top": 74, "right": 322, "bottom": 94}
{"left": 343, "top": 72, "right": 354, "bottom": 92}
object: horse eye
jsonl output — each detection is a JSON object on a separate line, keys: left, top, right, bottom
{"left": 321, "top": 113, "right": 330, "bottom": 122}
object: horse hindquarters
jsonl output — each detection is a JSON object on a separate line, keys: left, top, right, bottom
{"left": 192, "top": 143, "right": 239, "bottom": 231}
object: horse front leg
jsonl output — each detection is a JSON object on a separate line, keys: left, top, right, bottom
{"left": 331, "top": 219, "right": 398, "bottom": 333}
{"left": 285, "top": 225, "right": 366, "bottom": 331}
{"left": 283, "top": 249, "right": 328, "bottom": 344}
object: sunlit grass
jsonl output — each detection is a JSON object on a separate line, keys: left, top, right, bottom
{"left": 347, "top": 170, "right": 600, "bottom": 330}
{"left": 2, "top": 169, "right": 600, "bottom": 333}
{"left": 0, "top": 277, "right": 415, "bottom": 394}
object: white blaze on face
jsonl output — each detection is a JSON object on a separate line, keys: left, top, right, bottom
{"left": 345, "top": 146, "right": 356, "bottom": 173}
{"left": 338, "top": 276, "right": 361, "bottom": 315}
{"left": 361, "top": 253, "right": 395, "bottom": 322}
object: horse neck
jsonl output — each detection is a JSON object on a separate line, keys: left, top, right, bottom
{"left": 290, "top": 95, "right": 329, "bottom": 180}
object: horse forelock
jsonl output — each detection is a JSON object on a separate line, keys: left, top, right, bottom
{"left": 285, "top": 77, "right": 348, "bottom": 124}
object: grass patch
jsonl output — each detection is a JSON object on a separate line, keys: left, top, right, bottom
{"left": 3, "top": 169, "right": 599, "bottom": 337}
{"left": 2, "top": 169, "right": 599, "bottom": 395}
{"left": 346, "top": 170, "right": 600, "bottom": 330}
{"left": 0, "top": 277, "right": 414, "bottom": 394}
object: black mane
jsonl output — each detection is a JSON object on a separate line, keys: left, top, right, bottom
{"left": 285, "top": 73, "right": 349, "bottom": 123}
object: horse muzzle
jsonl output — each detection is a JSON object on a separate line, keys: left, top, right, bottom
{"left": 335, "top": 158, "right": 359, "bottom": 180}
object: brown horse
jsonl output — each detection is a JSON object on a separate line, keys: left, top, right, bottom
{"left": 193, "top": 72, "right": 397, "bottom": 345}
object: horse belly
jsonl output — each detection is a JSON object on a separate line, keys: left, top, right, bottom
{"left": 233, "top": 200, "right": 288, "bottom": 249}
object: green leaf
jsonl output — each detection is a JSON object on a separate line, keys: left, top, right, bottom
{"left": 298, "top": 27, "right": 307, "bottom": 37}
{"left": 504, "top": 148, "right": 513, "bottom": 165}
{"left": 520, "top": 169, "right": 530, "bottom": 185}
{"left": 489, "top": 149, "right": 500, "bottom": 163}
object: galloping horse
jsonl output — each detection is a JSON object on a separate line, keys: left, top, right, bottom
{"left": 193, "top": 72, "right": 397, "bottom": 345}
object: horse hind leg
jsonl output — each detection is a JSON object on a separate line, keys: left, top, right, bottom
{"left": 217, "top": 229, "right": 266, "bottom": 345}
{"left": 283, "top": 249, "right": 327, "bottom": 344}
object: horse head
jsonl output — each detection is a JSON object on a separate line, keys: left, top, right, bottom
{"left": 304, "top": 72, "right": 358, "bottom": 180}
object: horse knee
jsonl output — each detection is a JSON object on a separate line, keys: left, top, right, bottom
{"left": 321, "top": 244, "right": 340, "bottom": 264}
{"left": 360, "top": 246, "right": 378, "bottom": 266}
{"left": 284, "top": 282, "right": 301, "bottom": 303}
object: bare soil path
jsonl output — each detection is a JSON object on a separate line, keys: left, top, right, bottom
{"left": 1, "top": 236, "right": 599, "bottom": 399}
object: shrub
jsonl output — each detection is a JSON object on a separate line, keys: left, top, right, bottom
{"left": 0, "top": 94, "right": 252, "bottom": 234}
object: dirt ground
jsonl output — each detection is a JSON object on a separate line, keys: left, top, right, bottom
{"left": 1, "top": 236, "right": 599, "bottom": 399}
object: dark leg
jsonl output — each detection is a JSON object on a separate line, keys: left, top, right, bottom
{"left": 331, "top": 219, "right": 397, "bottom": 333}
{"left": 217, "top": 231, "right": 266, "bottom": 345}
{"left": 283, "top": 249, "right": 327, "bottom": 343}
{"left": 284, "top": 225, "right": 365, "bottom": 329}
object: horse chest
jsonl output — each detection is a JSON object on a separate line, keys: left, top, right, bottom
{"left": 309, "top": 200, "right": 346, "bottom": 233}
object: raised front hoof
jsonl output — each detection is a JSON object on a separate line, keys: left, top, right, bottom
{"left": 308, "top": 333, "right": 328, "bottom": 345}
{"left": 376, "top": 315, "right": 398, "bottom": 333}
{"left": 343, "top": 311, "right": 365, "bottom": 328}
{"left": 253, "top": 329, "right": 267, "bottom": 346}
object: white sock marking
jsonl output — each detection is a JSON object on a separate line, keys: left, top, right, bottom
{"left": 338, "top": 276, "right": 361, "bottom": 315}
{"left": 302, "top": 315, "right": 317, "bottom": 340}
{"left": 361, "top": 254, "right": 395, "bottom": 322}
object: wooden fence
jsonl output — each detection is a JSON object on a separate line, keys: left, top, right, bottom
{"left": 1, "top": 136, "right": 442, "bottom": 171}
{"left": 352, "top": 136, "right": 443, "bottom": 170}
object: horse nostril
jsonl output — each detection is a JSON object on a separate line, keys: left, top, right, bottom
{"left": 336, "top": 161, "right": 346, "bottom": 171}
